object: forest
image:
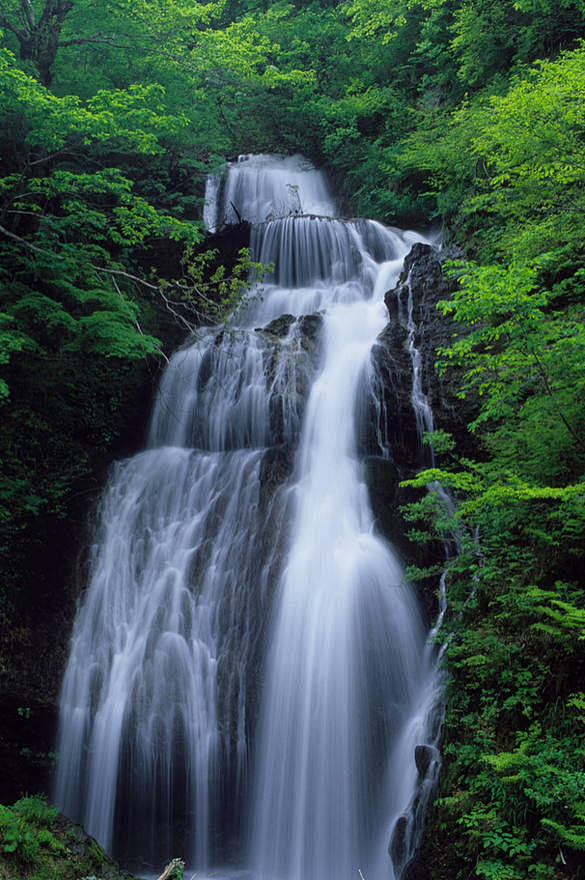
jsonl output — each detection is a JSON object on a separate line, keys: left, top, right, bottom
{"left": 1, "top": 1, "right": 585, "bottom": 879}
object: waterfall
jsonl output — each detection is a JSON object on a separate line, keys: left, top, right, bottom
{"left": 55, "top": 153, "right": 444, "bottom": 879}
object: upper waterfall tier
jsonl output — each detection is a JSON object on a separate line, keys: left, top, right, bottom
{"left": 251, "top": 217, "right": 408, "bottom": 288}
{"left": 205, "top": 154, "right": 425, "bottom": 328}
{"left": 239, "top": 218, "right": 423, "bottom": 328}
{"left": 204, "top": 154, "right": 335, "bottom": 231}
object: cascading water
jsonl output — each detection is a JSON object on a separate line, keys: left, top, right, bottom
{"left": 55, "top": 153, "right": 444, "bottom": 879}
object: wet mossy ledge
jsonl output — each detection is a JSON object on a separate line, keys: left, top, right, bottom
{"left": 0, "top": 795, "right": 141, "bottom": 880}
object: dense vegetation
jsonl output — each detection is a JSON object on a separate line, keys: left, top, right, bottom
{"left": 1, "top": 1, "right": 585, "bottom": 878}
{"left": 0, "top": 795, "right": 134, "bottom": 880}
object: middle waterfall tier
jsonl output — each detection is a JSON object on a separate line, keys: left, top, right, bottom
{"left": 54, "top": 154, "right": 442, "bottom": 880}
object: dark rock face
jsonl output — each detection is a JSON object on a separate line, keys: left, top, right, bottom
{"left": 415, "top": 744, "right": 439, "bottom": 778}
{"left": 363, "top": 242, "right": 474, "bottom": 880}
{"left": 391, "top": 243, "right": 472, "bottom": 447}
{"left": 376, "top": 242, "right": 470, "bottom": 468}
{"left": 389, "top": 743, "right": 442, "bottom": 880}
{"left": 260, "top": 313, "right": 296, "bottom": 338}
{"left": 262, "top": 313, "right": 323, "bottom": 446}
{"left": 204, "top": 221, "right": 252, "bottom": 267}
{"left": 297, "top": 313, "right": 322, "bottom": 352}
{"left": 363, "top": 243, "right": 473, "bottom": 619}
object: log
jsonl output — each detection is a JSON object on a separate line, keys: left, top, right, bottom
{"left": 156, "top": 859, "right": 185, "bottom": 880}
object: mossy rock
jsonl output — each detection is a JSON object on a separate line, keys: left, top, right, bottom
{"left": 0, "top": 796, "right": 139, "bottom": 880}
{"left": 258, "top": 313, "right": 296, "bottom": 338}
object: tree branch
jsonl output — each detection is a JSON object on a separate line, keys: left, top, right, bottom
{"left": 0, "top": 13, "right": 27, "bottom": 41}
{"left": 0, "top": 221, "right": 54, "bottom": 256}
{"left": 0, "top": 222, "right": 229, "bottom": 332}
{"left": 156, "top": 859, "right": 185, "bottom": 880}
{"left": 57, "top": 33, "right": 209, "bottom": 72}
{"left": 109, "top": 273, "right": 169, "bottom": 363}
{"left": 20, "top": 0, "right": 36, "bottom": 31}
{"left": 59, "top": 30, "right": 109, "bottom": 46}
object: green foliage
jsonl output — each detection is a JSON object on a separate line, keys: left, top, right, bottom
{"left": 0, "top": 795, "right": 140, "bottom": 880}
{"left": 154, "top": 246, "right": 271, "bottom": 337}
{"left": 167, "top": 858, "right": 185, "bottom": 880}
{"left": 467, "top": 45, "right": 585, "bottom": 260}
{"left": 435, "top": 258, "right": 585, "bottom": 483}
{"left": 2, "top": 1, "right": 585, "bottom": 878}
{"left": 430, "top": 558, "right": 585, "bottom": 877}
{"left": 345, "top": 0, "right": 410, "bottom": 45}
{"left": 0, "top": 796, "right": 62, "bottom": 864}
{"left": 0, "top": 25, "right": 259, "bottom": 678}
{"left": 402, "top": 288, "right": 585, "bottom": 879}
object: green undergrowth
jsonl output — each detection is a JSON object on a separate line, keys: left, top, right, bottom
{"left": 402, "top": 431, "right": 585, "bottom": 879}
{"left": 434, "top": 572, "right": 585, "bottom": 879}
{"left": 0, "top": 795, "right": 138, "bottom": 880}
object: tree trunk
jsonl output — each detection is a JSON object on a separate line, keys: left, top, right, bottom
{"left": 2, "top": 0, "right": 74, "bottom": 86}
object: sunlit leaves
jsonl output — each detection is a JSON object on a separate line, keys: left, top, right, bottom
{"left": 465, "top": 45, "right": 585, "bottom": 258}
{"left": 345, "top": 0, "right": 407, "bottom": 44}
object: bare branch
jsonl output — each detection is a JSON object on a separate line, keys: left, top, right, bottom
{"left": 0, "top": 222, "right": 226, "bottom": 332}
{"left": 109, "top": 273, "right": 169, "bottom": 363}
{"left": 0, "top": 221, "right": 54, "bottom": 256}
{"left": 0, "top": 13, "right": 27, "bottom": 40}
{"left": 20, "top": 0, "right": 36, "bottom": 30}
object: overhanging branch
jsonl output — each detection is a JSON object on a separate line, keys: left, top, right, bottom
{"left": 0, "top": 222, "right": 242, "bottom": 333}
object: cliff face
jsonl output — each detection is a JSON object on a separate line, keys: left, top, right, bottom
{"left": 364, "top": 243, "right": 475, "bottom": 880}
{"left": 377, "top": 241, "right": 470, "bottom": 467}
{"left": 363, "top": 243, "right": 473, "bottom": 620}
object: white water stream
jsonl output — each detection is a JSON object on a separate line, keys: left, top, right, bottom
{"left": 55, "top": 154, "right": 444, "bottom": 880}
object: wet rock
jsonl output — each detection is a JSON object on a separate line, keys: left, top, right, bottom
{"left": 260, "top": 444, "right": 295, "bottom": 491}
{"left": 263, "top": 313, "right": 323, "bottom": 445}
{"left": 389, "top": 742, "right": 442, "bottom": 880}
{"left": 260, "top": 313, "right": 296, "bottom": 338}
{"left": 384, "top": 242, "right": 475, "bottom": 451}
{"left": 297, "top": 312, "right": 323, "bottom": 354}
{"left": 259, "top": 312, "right": 322, "bottom": 355}
{"left": 364, "top": 456, "right": 405, "bottom": 547}
{"left": 362, "top": 242, "right": 476, "bottom": 624}
{"left": 203, "top": 221, "right": 252, "bottom": 264}
{"left": 415, "top": 744, "right": 440, "bottom": 778}
{"left": 368, "top": 322, "right": 422, "bottom": 472}
{"left": 390, "top": 815, "right": 409, "bottom": 869}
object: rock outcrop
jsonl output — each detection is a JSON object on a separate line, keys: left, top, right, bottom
{"left": 363, "top": 242, "right": 474, "bottom": 620}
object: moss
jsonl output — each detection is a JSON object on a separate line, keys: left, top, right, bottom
{"left": 0, "top": 796, "right": 139, "bottom": 880}
{"left": 259, "top": 313, "right": 296, "bottom": 338}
